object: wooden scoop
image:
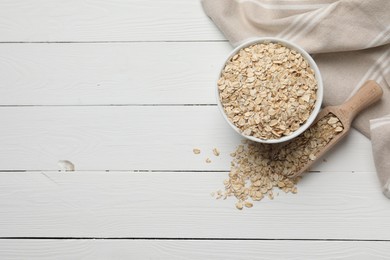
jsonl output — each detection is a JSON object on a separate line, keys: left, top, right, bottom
{"left": 292, "top": 80, "right": 383, "bottom": 178}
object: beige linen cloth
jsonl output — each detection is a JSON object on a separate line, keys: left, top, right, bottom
{"left": 202, "top": 0, "right": 390, "bottom": 197}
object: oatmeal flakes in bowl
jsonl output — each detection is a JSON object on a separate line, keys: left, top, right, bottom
{"left": 216, "top": 37, "right": 323, "bottom": 144}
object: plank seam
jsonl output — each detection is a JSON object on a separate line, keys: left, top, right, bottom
{"left": 0, "top": 104, "right": 218, "bottom": 107}
{"left": 0, "top": 170, "right": 230, "bottom": 173}
{"left": 0, "top": 170, "right": 370, "bottom": 173}
{"left": 0, "top": 40, "right": 229, "bottom": 44}
{"left": 0, "top": 237, "right": 389, "bottom": 242}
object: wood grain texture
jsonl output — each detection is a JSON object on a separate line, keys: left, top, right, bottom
{"left": 0, "top": 171, "right": 387, "bottom": 238}
{"left": 0, "top": 42, "right": 231, "bottom": 105}
{"left": 1, "top": 240, "right": 390, "bottom": 260}
{"left": 0, "top": 0, "right": 225, "bottom": 42}
{"left": 0, "top": 106, "right": 375, "bottom": 171}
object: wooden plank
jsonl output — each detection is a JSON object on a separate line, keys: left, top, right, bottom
{"left": 0, "top": 42, "right": 231, "bottom": 105}
{"left": 0, "top": 106, "right": 375, "bottom": 171}
{"left": 0, "top": 0, "right": 225, "bottom": 42}
{"left": 0, "top": 240, "right": 389, "bottom": 259}
{"left": 0, "top": 171, "right": 387, "bottom": 238}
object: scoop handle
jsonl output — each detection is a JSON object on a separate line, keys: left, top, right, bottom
{"left": 339, "top": 80, "right": 383, "bottom": 125}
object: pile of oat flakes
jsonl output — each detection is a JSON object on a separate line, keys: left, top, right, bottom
{"left": 218, "top": 42, "right": 318, "bottom": 140}
{"left": 210, "top": 113, "right": 343, "bottom": 210}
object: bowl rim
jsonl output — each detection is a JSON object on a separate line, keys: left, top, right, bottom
{"left": 216, "top": 37, "right": 324, "bottom": 144}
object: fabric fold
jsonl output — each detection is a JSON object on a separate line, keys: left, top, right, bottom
{"left": 371, "top": 116, "right": 390, "bottom": 198}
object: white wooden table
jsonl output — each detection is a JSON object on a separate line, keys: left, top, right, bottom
{"left": 0, "top": 1, "right": 389, "bottom": 259}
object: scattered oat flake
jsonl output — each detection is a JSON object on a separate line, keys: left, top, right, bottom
{"left": 244, "top": 201, "right": 253, "bottom": 208}
{"left": 193, "top": 148, "right": 201, "bottom": 154}
{"left": 235, "top": 201, "right": 244, "bottom": 210}
{"left": 206, "top": 158, "right": 211, "bottom": 163}
{"left": 213, "top": 148, "right": 220, "bottom": 156}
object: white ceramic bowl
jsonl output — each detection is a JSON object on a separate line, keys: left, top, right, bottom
{"left": 216, "top": 37, "right": 323, "bottom": 144}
